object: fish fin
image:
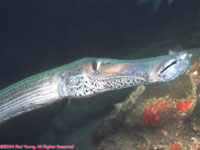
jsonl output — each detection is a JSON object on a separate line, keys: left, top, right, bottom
{"left": 60, "top": 99, "right": 71, "bottom": 111}
{"left": 52, "top": 99, "right": 70, "bottom": 113}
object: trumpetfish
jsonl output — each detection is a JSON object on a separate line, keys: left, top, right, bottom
{"left": 0, "top": 51, "right": 190, "bottom": 124}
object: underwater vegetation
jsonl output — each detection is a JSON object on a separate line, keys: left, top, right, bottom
{"left": 92, "top": 49, "right": 200, "bottom": 149}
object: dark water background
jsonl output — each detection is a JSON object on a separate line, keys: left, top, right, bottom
{"left": 0, "top": 0, "right": 200, "bottom": 147}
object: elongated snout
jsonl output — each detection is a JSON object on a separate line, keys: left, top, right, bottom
{"left": 148, "top": 51, "right": 190, "bottom": 82}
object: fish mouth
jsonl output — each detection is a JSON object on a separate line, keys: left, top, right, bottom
{"left": 148, "top": 51, "right": 191, "bottom": 83}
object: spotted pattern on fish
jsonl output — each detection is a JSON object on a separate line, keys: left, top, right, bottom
{"left": 0, "top": 51, "right": 190, "bottom": 124}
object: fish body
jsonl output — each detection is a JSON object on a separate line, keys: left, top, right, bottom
{"left": 0, "top": 51, "right": 190, "bottom": 124}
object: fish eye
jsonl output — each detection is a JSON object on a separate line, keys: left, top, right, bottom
{"left": 92, "top": 60, "right": 101, "bottom": 71}
{"left": 92, "top": 61, "right": 97, "bottom": 71}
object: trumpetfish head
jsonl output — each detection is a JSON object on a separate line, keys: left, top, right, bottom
{"left": 61, "top": 51, "right": 190, "bottom": 98}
